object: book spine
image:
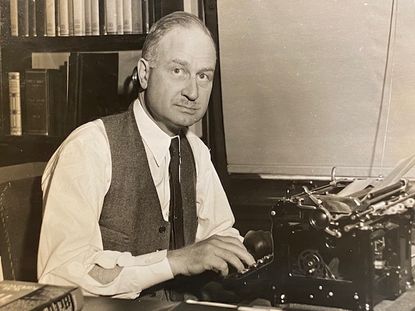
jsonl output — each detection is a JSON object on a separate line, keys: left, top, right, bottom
{"left": 84, "top": 0, "right": 92, "bottom": 35}
{"left": 122, "top": 0, "right": 132, "bottom": 34}
{"left": 50, "top": 287, "right": 84, "bottom": 311}
{"left": 99, "top": 0, "right": 106, "bottom": 34}
{"left": 72, "top": 0, "right": 85, "bottom": 36}
{"left": 67, "top": 53, "right": 79, "bottom": 133}
{"left": 35, "top": 0, "right": 45, "bottom": 36}
{"left": 58, "top": 0, "right": 69, "bottom": 36}
{"left": 46, "top": 288, "right": 84, "bottom": 311}
{"left": 45, "top": 0, "right": 55, "bottom": 36}
{"left": 55, "top": 0, "right": 60, "bottom": 35}
{"left": 29, "top": 0, "right": 37, "bottom": 36}
{"left": 90, "top": 0, "right": 99, "bottom": 35}
{"left": 131, "top": 0, "right": 142, "bottom": 34}
{"left": 18, "top": 0, "right": 30, "bottom": 37}
{"left": 48, "top": 69, "right": 57, "bottom": 135}
{"left": 55, "top": 63, "right": 68, "bottom": 136}
{"left": 115, "top": 0, "right": 123, "bottom": 34}
{"left": 8, "top": 72, "right": 22, "bottom": 136}
{"left": 24, "top": 70, "right": 50, "bottom": 135}
{"left": 68, "top": 0, "right": 74, "bottom": 36}
{"left": 142, "top": 0, "right": 151, "bottom": 33}
{"left": 10, "top": 0, "right": 19, "bottom": 36}
{"left": 104, "top": 0, "right": 116, "bottom": 35}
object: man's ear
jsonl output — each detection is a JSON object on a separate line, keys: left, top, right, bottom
{"left": 137, "top": 58, "right": 150, "bottom": 90}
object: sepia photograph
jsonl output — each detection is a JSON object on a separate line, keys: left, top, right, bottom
{"left": 0, "top": 0, "right": 414, "bottom": 310}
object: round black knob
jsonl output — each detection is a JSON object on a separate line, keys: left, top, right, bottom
{"left": 309, "top": 210, "right": 329, "bottom": 230}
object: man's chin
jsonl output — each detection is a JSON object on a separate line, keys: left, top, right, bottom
{"left": 176, "top": 114, "right": 203, "bottom": 127}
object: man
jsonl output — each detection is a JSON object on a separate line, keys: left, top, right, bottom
{"left": 38, "top": 11, "right": 267, "bottom": 300}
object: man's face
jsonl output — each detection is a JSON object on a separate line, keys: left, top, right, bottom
{"left": 141, "top": 26, "right": 216, "bottom": 136}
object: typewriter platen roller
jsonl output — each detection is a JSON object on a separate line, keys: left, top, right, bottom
{"left": 223, "top": 178, "right": 415, "bottom": 311}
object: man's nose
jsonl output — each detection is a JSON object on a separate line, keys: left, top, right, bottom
{"left": 182, "top": 77, "right": 199, "bottom": 101}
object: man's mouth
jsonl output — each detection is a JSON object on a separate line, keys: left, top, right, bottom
{"left": 176, "top": 104, "right": 199, "bottom": 113}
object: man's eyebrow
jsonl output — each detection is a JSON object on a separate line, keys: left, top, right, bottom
{"left": 199, "top": 67, "right": 215, "bottom": 73}
{"left": 170, "top": 59, "right": 215, "bottom": 72}
{"left": 171, "top": 59, "right": 189, "bottom": 67}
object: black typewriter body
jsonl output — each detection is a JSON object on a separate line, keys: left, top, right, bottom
{"left": 224, "top": 179, "right": 415, "bottom": 311}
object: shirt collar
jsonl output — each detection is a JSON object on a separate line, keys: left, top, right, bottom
{"left": 133, "top": 99, "right": 177, "bottom": 167}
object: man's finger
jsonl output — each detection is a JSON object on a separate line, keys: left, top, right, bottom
{"left": 209, "top": 238, "right": 255, "bottom": 266}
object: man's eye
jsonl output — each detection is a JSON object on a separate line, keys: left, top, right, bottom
{"left": 198, "top": 73, "right": 211, "bottom": 81}
{"left": 173, "top": 68, "right": 183, "bottom": 75}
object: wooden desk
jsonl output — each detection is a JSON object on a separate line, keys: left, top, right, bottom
{"left": 84, "top": 296, "right": 178, "bottom": 311}
{"left": 83, "top": 287, "right": 415, "bottom": 311}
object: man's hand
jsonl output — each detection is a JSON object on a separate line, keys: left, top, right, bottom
{"left": 167, "top": 235, "right": 255, "bottom": 277}
{"left": 243, "top": 230, "right": 272, "bottom": 260}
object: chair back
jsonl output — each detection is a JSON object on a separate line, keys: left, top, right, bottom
{"left": 0, "top": 162, "right": 46, "bottom": 281}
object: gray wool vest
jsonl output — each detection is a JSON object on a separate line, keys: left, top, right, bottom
{"left": 99, "top": 104, "right": 197, "bottom": 256}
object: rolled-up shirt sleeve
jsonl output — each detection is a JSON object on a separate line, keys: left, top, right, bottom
{"left": 37, "top": 121, "right": 174, "bottom": 298}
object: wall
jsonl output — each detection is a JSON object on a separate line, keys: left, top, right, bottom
{"left": 217, "top": 0, "right": 415, "bottom": 180}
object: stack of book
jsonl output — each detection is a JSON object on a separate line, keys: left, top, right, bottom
{"left": 0, "top": 280, "right": 84, "bottom": 310}
{"left": 8, "top": 52, "right": 119, "bottom": 137}
{"left": 9, "top": 0, "right": 153, "bottom": 37}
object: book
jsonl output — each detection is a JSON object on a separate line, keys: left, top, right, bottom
{"left": 115, "top": 0, "right": 123, "bottom": 34}
{"left": 24, "top": 69, "right": 54, "bottom": 135}
{"left": 122, "top": 0, "right": 132, "bottom": 34}
{"left": 84, "top": 0, "right": 92, "bottom": 35}
{"left": 131, "top": 0, "right": 142, "bottom": 34}
{"left": 58, "top": 0, "right": 69, "bottom": 36}
{"left": 45, "top": 0, "right": 55, "bottom": 36}
{"left": 35, "top": 0, "right": 45, "bottom": 37}
{"left": 142, "top": 0, "right": 154, "bottom": 33}
{"left": 10, "top": 0, "right": 19, "bottom": 36}
{"left": 67, "top": 0, "right": 74, "bottom": 35}
{"left": 72, "top": 0, "right": 85, "bottom": 36}
{"left": 90, "top": 0, "right": 100, "bottom": 35}
{"left": 104, "top": 0, "right": 117, "bottom": 34}
{"left": 98, "top": 0, "right": 106, "bottom": 34}
{"left": 18, "top": 0, "right": 30, "bottom": 37}
{"left": 0, "top": 280, "right": 83, "bottom": 310}
{"left": 68, "top": 52, "right": 119, "bottom": 129}
{"left": 55, "top": 0, "right": 60, "bottom": 35}
{"left": 55, "top": 62, "right": 69, "bottom": 136}
{"left": 29, "top": 0, "right": 37, "bottom": 36}
{"left": 8, "top": 72, "right": 22, "bottom": 136}
{"left": 67, "top": 53, "right": 81, "bottom": 133}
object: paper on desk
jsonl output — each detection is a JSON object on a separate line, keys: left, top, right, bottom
{"left": 337, "top": 154, "right": 415, "bottom": 197}
{"left": 337, "top": 178, "right": 379, "bottom": 197}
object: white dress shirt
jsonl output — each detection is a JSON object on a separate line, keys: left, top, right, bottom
{"left": 37, "top": 100, "right": 241, "bottom": 298}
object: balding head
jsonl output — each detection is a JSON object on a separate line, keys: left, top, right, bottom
{"left": 142, "top": 11, "right": 216, "bottom": 65}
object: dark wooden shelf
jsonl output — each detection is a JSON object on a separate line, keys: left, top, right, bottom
{"left": 0, "top": 135, "right": 63, "bottom": 145}
{"left": 0, "top": 135, "right": 63, "bottom": 166}
{"left": 0, "top": 34, "right": 147, "bottom": 52}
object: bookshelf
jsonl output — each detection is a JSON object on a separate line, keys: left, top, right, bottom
{"left": 0, "top": 0, "right": 184, "bottom": 166}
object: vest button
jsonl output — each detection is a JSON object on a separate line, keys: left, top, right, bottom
{"left": 159, "top": 226, "right": 166, "bottom": 233}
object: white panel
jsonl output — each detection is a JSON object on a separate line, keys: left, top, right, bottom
{"left": 217, "top": 0, "right": 415, "bottom": 178}
{"left": 378, "top": 0, "right": 415, "bottom": 177}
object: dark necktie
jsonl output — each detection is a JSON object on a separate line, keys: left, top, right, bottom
{"left": 169, "top": 136, "right": 185, "bottom": 249}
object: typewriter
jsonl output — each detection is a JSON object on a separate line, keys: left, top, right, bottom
{"left": 223, "top": 171, "right": 415, "bottom": 310}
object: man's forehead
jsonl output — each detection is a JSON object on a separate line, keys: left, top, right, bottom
{"left": 159, "top": 27, "right": 216, "bottom": 54}
{"left": 157, "top": 28, "right": 216, "bottom": 67}
{"left": 167, "top": 53, "right": 216, "bottom": 67}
